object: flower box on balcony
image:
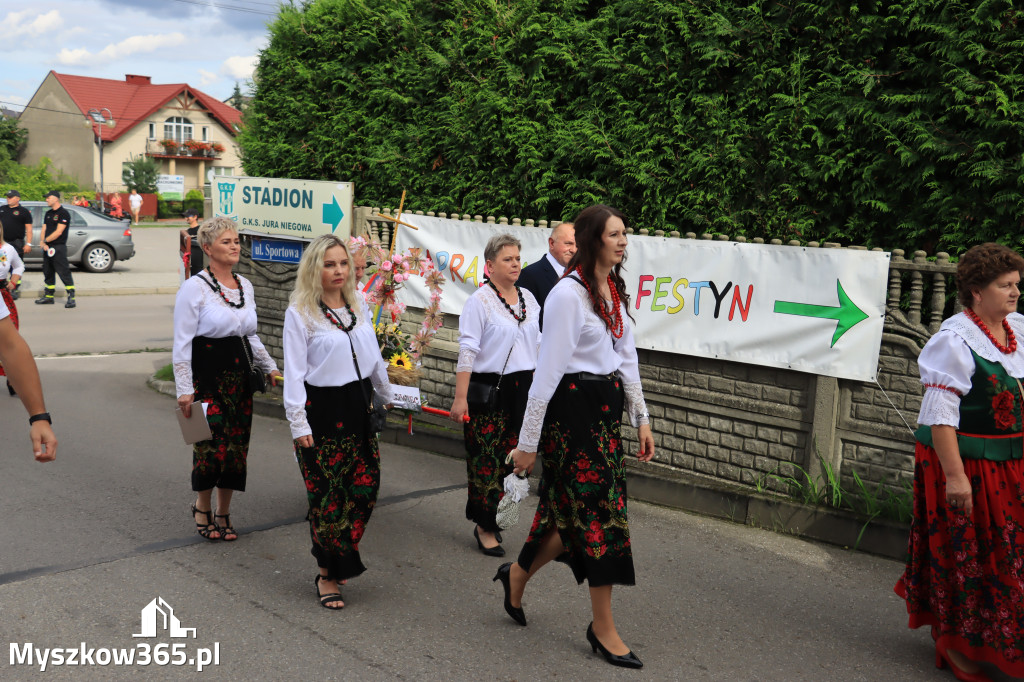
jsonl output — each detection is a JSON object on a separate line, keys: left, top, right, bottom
{"left": 159, "top": 139, "right": 180, "bottom": 153}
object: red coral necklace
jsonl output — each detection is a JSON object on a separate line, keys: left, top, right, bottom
{"left": 575, "top": 267, "right": 624, "bottom": 338}
{"left": 965, "top": 307, "right": 1017, "bottom": 354}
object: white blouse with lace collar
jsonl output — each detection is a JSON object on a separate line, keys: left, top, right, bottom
{"left": 283, "top": 298, "right": 394, "bottom": 440}
{"left": 172, "top": 273, "right": 278, "bottom": 397}
{"left": 516, "top": 276, "right": 650, "bottom": 452}
{"left": 917, "top": 312, "right": 1024, "bottom": 428}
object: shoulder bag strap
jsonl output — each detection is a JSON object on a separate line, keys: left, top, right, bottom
{"left": 344, "top": 330, "right": 374, "bottom": 414}
{"left": 494, "top": 319, "right": 521, "bottom": 392}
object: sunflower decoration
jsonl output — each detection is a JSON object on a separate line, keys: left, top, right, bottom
{"left": 390, "top": 352, "right": 414, "bottom": 370}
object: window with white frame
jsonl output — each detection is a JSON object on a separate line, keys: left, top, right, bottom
{"left": 201, "top": 126, "right": 209, "bottom": 142}
{"left": 148, "top": 123, "right": 155, "bottom": 139}
{"left": 163, "top": 117, "right": 193, "bottom": 143}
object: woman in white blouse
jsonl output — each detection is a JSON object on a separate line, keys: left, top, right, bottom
{"left": 0, "top": 233, "right": 25, "bottom": 395}
{"left": 501, "top": 205, "right": 655, "bottom": 669}
{"left": 449, "top": 234, "right": 541, "bottom": 557}
{"left": 895, "top": 243, "right": 1024, "bottom": 681}
{"left": 283, "top": 234, "right": 393, "bottom": 610}
{"left": 173, "top": 217, "right": 282, "bottom": 542}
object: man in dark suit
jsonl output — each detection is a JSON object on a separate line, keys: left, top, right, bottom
{"left": 518, "top": 221, "right": 575, "bottom": 328}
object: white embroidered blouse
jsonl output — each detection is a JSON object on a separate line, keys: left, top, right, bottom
{"left": 457, "top": 284, "right": 541, "bottom": 374}
{"left": 917, "top": 312, "right": 1024, "bottom": 428}
{"left": 0, "top": 243, "right": 25, "bottom": 280}
{"left": 282, "top": 298, "right": 394, "bottom": 440}
{"left": 172, "top": 273, "right": 278, "bottom": 397}
{"left": 517, "top": 276, "right": 650, "bottom": 452}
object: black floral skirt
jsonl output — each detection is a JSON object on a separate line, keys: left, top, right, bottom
{"left": 517, "top": 373, "right": 635, "bottom": 587}
{"left": 464, "top": 370, "right": 532, "bottom": 533}
{"left": 296, "top": 380, "right": 380, "bottom": 582}
{"left": 191, "top": 336, "right": 253, "bottom": 492}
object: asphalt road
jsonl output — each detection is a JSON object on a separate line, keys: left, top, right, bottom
{"left": 0, "top": 246, "right": 1004, "bottom": 680}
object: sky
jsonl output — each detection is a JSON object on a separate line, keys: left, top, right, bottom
{"left": 1, "top": 0, "right": 285, "bottom": 113}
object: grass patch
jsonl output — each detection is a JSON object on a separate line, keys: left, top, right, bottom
{"left": 154, "top": 363, "right": 174, "bottom": 381}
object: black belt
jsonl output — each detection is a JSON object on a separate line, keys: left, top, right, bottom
{"left": 564, "top": 371, "right": 617, "bottom": 382}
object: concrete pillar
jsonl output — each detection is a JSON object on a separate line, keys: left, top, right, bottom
{"left": 807, "top": 375, "right": 841, "bottom": 486}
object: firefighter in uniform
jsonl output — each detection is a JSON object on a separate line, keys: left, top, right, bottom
{"left": 0, "top": 190, "right": 33, "bottom": 300}
{"left": 35, "top": 191, "right": 75, "bottom": 309}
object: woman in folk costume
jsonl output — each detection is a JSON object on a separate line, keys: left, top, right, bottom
{"left": 0, "top": 233, "right": 25, "bottom": 395}
{"left": 173, "top": 217, "right": 282, "bottom": 542}
{"left": 896, "top": 242, "right": 1024, "bottom": 682}
{"left": 283, "top": 234, "right": 393, "bottom": 609}
{"left": 501, "top": 204, "right": 655, "bottom": 668}
{"left": 449, "top": 233, "right": 541, "bottom": 556}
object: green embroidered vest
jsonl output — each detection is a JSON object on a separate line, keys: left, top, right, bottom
{"left": 916, "top": 351, "right": 1024, "bottom": 461}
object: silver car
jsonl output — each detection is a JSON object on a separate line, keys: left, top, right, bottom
{"left": 2, "top": 200, "right": 135, "bottom": 273}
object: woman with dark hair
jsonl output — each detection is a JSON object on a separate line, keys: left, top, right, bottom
{"left": 173, "top": 217, "right": 282, "bottom": 542}
{"left": 284, "top": 234, "right": 393, "bottom": 609}
{"left": 896, "top": 242, "right": 1024, "bottom": 681}
{"left": 501, "top": 204, "right": 655, "bottom": 669}
{"left": 449, "top": 233, "right": 540, "bottom": 556}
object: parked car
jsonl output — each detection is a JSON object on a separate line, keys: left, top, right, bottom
{"left": 0, "top": 200, "right": 134, "bottom": 273}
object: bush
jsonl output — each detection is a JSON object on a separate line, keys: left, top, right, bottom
{"left": 239, "top": 0, "right": 1024, "bottom": 254}
{"left": 0, "top": 157, "right": 85, "bottom": 199}
{"left": 122, "top": 154, "right": 159, "bottom": 193}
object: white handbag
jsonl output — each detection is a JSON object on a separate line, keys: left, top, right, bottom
{"left": 496, "top": 452, "right": 530, "bottom": 530}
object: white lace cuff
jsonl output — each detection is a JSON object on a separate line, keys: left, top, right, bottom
{"left": 517, "top": 396, "right": 549, "bottom": 452}
{"left": 457, "top": 347, "right": 478, "bottom": 373}
{"left": 287, "top": 405, "right": 312, "bottom": 440}
{"left": 251, "top": 339, "right": 278, "bottom": 374}
{"left": 917, "top": 386, "right": 961, "bottom": 428}
{"left": 623, "top": 381, "right": 650, "bottom": 427}
{"left": 173, "top": 361, "right": 194, "bottom": 398}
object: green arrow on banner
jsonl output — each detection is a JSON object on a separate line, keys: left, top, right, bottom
{"left": 773, "top": 280, "right": 869, "bottom": 348}
{"left": 322, "top": 196, "right": 345, "bottom": 232}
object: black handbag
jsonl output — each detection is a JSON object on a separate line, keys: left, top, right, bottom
{"left": 241, "top": 336, "right": 267, "bottom": 394}
{"left": 466, "top": 320, "right": 520, "bottom": 411}
{"left": 344, "top": 330, "right": 389, "bottom": 433}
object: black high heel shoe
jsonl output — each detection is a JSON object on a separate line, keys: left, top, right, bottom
{"left": 586, "top": 622, "right": 643, "bottom": 669}
{"left": 492, "top": 562, "right": 526, "bottom": 626}
{"left": 475, "top": 526, "right": 505, "bottom": 557}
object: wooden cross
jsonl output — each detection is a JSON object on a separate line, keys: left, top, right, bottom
{"left": 375, "top": 190, "right": 418, "bottom": 256}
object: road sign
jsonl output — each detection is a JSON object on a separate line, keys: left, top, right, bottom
{"left": 251, "top": 237, "right": 305, "bottom": 264}
{"left": 211, "top": 175, "right": 353, "bottom": 240}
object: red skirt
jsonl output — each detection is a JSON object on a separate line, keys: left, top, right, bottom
{"left": 895, "top": 441, "right": 1024, "bottom": 677}
{"left": 0, "top": 287, "right": 18, "bottom": 377}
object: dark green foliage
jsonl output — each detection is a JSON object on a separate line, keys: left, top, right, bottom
{"left": 0, "top": 157, "right": 84, "bottom": 199}
{"left": 0, "top": 116, "right": 27, "bottom": 162}
{"left": 121, "top": 154, "right": 160, "bottom": 193}
{"left": 240, "top": 0, "right": 1024, "bottom": 254}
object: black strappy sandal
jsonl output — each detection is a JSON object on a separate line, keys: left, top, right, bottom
{"left": 214, "top": 514, "right": 237, "bottom": 541}
{"left": 315, "top": 575, "right": 345, "bottom": 609}
{"left": 190, "top": 503, "right": 220, "bottom": 541}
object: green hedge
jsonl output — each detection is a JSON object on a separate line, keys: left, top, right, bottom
{"left": 239, "top": 0, "right": 1024, "bottom": 254}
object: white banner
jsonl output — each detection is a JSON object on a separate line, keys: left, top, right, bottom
{"left": 394, "top": 215, "right": 889, "bottom": 382}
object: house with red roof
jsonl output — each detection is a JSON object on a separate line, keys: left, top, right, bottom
{"left": 18, "top": 71, "right": 243, "bottom": 199}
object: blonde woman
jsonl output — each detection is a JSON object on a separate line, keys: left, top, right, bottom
{"left": 173, "top": 217, "right": 281, "bottom": 541}
{"left": 283, "top": 234, "right": 393, "bottom": 609}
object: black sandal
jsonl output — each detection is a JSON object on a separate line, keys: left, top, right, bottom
{"left": 315, "top": 575, "right": 345, "bottom": 609}
{"left": 214, "top": 514, "right": 237, "bottom": 541}
{"left": 190, "top": 503, "right": 220, "bottom": 541}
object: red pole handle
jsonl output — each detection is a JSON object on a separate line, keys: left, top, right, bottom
{"left": 422, "top": 406, "right": 469, "bottom": 422}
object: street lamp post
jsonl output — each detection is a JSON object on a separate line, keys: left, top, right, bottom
{"left": 83, "top": 108, "right": 115, "bottom": 211}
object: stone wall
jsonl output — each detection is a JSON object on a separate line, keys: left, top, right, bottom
{"left": 238, "top": 207, "right": 956, "bottom": 501}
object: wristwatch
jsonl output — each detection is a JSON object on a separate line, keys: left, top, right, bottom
{"left": 29, "top": 412, "right": 52, "bottom": 425}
